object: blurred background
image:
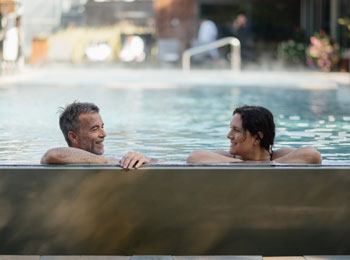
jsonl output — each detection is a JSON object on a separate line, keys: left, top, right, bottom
{"left": 0, "top": 0, "right": 349, "bottom": 165}
{"left": 0, "top": 0, "right": 350, "bottom": 71}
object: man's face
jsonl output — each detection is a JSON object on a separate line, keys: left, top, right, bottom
{"left": 70, "top": 112, "right": 106, "bottom": 155}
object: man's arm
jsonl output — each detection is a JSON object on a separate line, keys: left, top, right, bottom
{"left": 273, "top": 146, "right": 322, "bottom": 164}
{"left": 187, "top": 150, "right": 242, "bottom": 163}
{"left": 41, "top": 148, "right": 156, "bottom": 169}
{"left": 40, "top": 147, "right": 117, "bottom": 165}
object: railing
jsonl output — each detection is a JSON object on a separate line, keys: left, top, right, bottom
{"left": 182, "top": 37, "right": 241, "bottom": 71}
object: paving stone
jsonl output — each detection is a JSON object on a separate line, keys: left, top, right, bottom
{"left": 131, "top": 256, "right": 173, "bottom": 260}
{"left": 0, "top": 256, "right": 40, "bottom": 260}
{"left": 40, "top": 257, "right": 129, "bottom": 260}
{"left": 174, "top": 256, "right": 262, "bottom": 260}
{"left": 263, "top": 257, "right": 305, "bottom": 260}
{"left": 304, "top": 256, "right": 350, "bottom": 260}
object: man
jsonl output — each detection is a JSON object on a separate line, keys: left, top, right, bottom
{"left": 41, "top": 102, "right": 155, "bottom": 169}
{"left": 196, "top": 17, "right": 219, "bottom": 60}
{"left": 232, "top": 14, "right": 254, "bottom": 61}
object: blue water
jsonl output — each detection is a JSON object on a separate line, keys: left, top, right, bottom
{"left": 0, "top": 83, "right": 349, "bottom": 164}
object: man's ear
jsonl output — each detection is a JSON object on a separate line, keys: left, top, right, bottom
{"left": 68, "top": 131, "right": 79, "bottom": 145}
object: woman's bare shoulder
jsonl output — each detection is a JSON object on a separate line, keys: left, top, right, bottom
{"left": 271, "top": 147, "right": 296, "bottom": 160}
{"left": 213, "top": 150, "right": 233, "bottom": 157}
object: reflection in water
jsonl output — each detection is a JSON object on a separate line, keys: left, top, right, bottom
{"left": 0, "top": 84, "right": 349, "bottom": 164}
{"left": 337, "top": 84, "right": 350, "bottom": 105}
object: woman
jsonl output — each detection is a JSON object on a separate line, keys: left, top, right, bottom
{"left": 187, "top": 105, "right": 322, "bottom": 164}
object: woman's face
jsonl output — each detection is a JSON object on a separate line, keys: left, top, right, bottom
{"left": 227, "top": 113, "right": 256, "bottom": 155}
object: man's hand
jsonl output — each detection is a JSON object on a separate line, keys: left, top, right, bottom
{"left": 120, "top": 151, "right": 152, "bottom": 169}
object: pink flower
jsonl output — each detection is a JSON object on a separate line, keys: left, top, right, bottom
{"left": 307, "top": 31, "right": 340, "bottom": 71}
{"left": 311, "top": 36, "right": 320, "bottom": 46}
{"left": 308, "top": 46, "right": 319, "bottom": 57}
{"left": 317, "top": 59, "right": 324, "bottom": 67}
{"left": 326, "top": 46, "right": 333, "bottom": 53}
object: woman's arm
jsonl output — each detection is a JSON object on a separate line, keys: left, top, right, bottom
{"left": 273, "top": 146, "right": 322, "bottom": 164}
{"left": 186, "top": 150, "right": 242, "bottom": 163}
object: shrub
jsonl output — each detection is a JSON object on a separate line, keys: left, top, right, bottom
{"left": 306, "top": 31, "right": 340, "bottom": 72}
{"left": 278, "top": 40, "right": 307, "bottom": 64}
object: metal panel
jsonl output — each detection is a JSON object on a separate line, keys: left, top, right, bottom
{"left": 0, "top": 165, "right": 349, "bottom": 255}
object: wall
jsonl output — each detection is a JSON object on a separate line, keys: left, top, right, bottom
{"left": 154, "top": 0, "right": 197, "bottom": 54}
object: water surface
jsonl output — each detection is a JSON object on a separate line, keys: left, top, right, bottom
{"left": 0, "top": 83, "right": 349, "bottom": 164}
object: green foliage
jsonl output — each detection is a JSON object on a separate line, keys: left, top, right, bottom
{"left": 279, "top": 30, "right": 341, "bottom": 72}
{"left": 338, "top": 17, "right": 350, "bottom": 38}
{"left": 278, "top": 40, "right": 307, "bottom": 64}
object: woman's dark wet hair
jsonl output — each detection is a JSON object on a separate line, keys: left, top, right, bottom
{"left": 59, "top": 101, "right": 99, "bottom": 146}
{"left": 233, "top": 105, "right": 275, "bottom": 153}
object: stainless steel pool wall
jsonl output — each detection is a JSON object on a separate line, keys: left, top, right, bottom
{"left": 0, "top": 165, "right": 349, "bottom": 255}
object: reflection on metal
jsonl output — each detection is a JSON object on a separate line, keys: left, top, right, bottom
{"left": 182, "top": 37, "right": 241, "bottom": 71}
{"left": 0, "top": 165, "right": 349, "bottom": 255}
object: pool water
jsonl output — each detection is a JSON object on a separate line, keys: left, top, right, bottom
{"left": 0, "top": 83, "right": 349, "bottom": 164}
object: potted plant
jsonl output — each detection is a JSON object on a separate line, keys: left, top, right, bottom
{"left": 306, "top": 30, "right": 340, "bottom": 72}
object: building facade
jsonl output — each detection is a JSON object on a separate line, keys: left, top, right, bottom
{"left": 154, "top": 0, "right": 350, "bottom": 54}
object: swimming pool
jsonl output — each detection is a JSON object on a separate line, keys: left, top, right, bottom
{"left": 0, "top": 68, "right": 349, "bottom": 164}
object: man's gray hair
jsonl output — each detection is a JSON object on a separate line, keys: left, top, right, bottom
{"left": 59, "top": 101, "right": 99, "bottom": 146}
